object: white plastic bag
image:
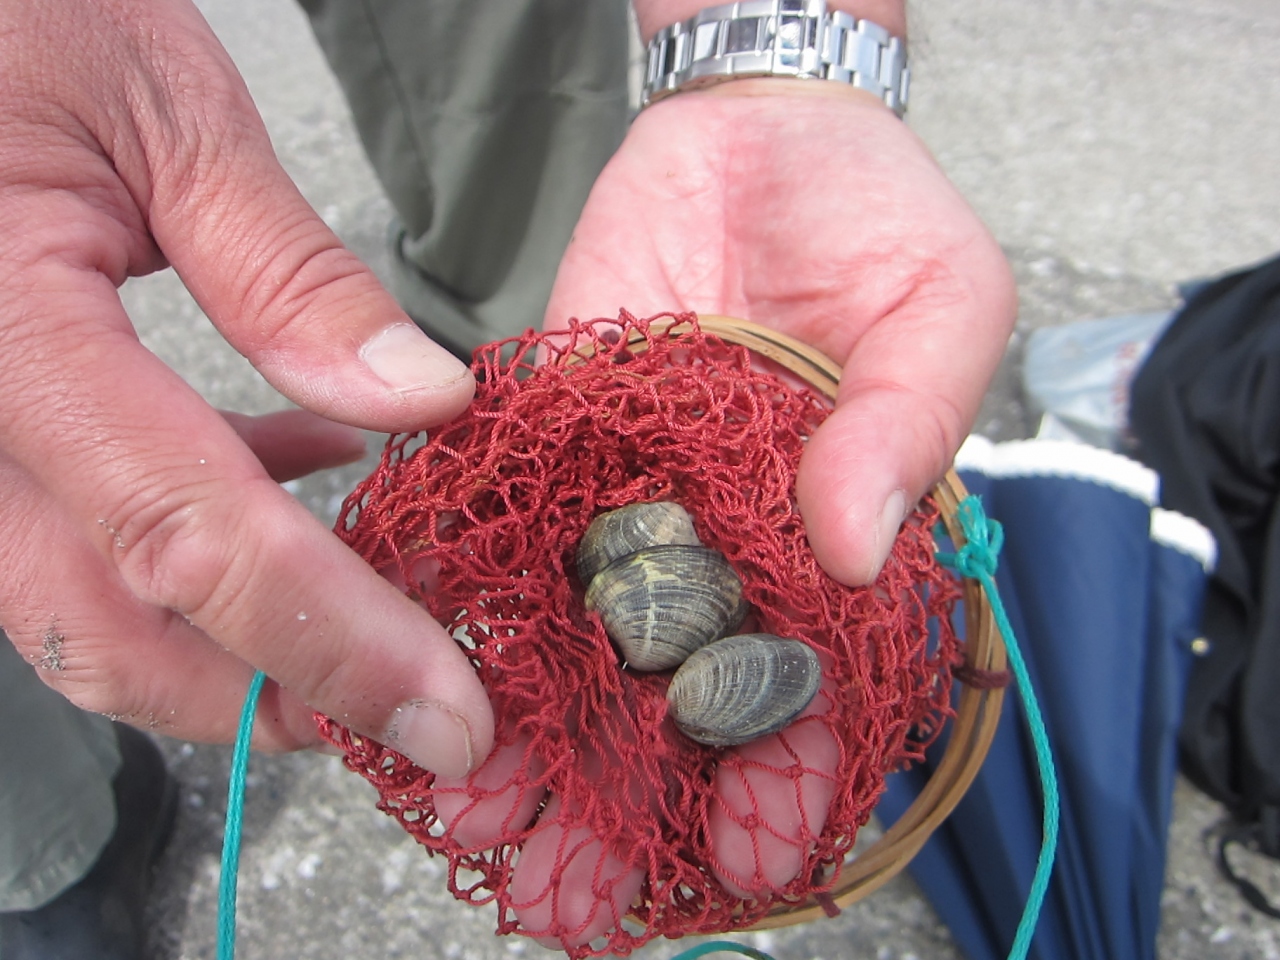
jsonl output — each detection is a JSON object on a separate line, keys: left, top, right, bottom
{"left": 1022, "top": 311, "right": 1174, "bottom": 451}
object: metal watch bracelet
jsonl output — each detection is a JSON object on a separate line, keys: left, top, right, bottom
{"left": 641, "top": 0, "right": 909, "bottom": 116}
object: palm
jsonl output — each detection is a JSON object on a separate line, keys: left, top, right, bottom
{"left": 549, "top": 86, "right": 1012, "bottom": 370}
{"left": 550, "top": 86, "right": 1015, "bottom": 585}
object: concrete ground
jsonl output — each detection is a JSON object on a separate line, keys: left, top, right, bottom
{"left": 121, "top": 0, "right": 1280, "bottom": 957}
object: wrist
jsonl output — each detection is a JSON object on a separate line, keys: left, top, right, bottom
{"left": 696, "top": 75, "right": 896, "bottom": 112}
{"left": 634, "top": 0, "right": 906, "bottom": 43}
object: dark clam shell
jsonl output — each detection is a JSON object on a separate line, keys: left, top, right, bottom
{"left": 576, "top": 501, "right": 702, "bottom": 585}
{"left": 666, "top": 634, "right": 821, "bottom": 746}
{"left": 583, "top": 544, "right": 745, "bottom": 671}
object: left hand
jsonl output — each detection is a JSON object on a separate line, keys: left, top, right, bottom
{"left": 441, "top": 82, "right": 1017, "bottom": 949}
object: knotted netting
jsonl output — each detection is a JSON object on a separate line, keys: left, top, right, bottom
{"left": 318, "top": 313, "right": 964, "bottom": 956}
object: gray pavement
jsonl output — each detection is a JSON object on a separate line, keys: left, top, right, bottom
{"left": 123, "top": 0, "right": 1280, "bottom": 957}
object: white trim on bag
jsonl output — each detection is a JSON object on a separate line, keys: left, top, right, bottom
{"left": 952, "top": 435, "right": 1216, "bottom": 572}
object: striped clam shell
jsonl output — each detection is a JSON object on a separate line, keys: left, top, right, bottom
{"left": 576, "top": 501, "right": 702, "bottom": 585}
{"left": 666, "top": 634, "right": 821, "bottom": 746}
{"left": 583, "top": 544, "right": 746, "bottom": 671}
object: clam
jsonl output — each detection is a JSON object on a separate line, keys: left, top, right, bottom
{"left": 584, "top": 544, "right": 746, "bottom": 671}
{"left": 577, "top": 501, "right": 702, "bottom": 584}
{"left": 666, "top": 634, "right": 821, "bottom": 747}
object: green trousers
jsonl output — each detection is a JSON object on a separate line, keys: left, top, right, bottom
{"left": 0, "top": 0, "right": 629, "bottom": 912}
{"left": 0, "top": 639, "right": 119, "bottom": 911}
{"left": 299, "top": 0, "right": 631, "bottom": 354}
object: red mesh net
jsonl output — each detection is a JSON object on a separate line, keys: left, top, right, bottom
{"left": 318, "top": 313, "right": 964, "bottom": 956}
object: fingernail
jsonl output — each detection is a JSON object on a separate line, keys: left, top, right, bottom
{"left": 867, "top": 489, "right": 908, "bottom": 583}
{"left": 360, "top": 323, "right": 469, "bottom": 393}
{"left": 387, "top": 700, "right": 475, "bottom": 778}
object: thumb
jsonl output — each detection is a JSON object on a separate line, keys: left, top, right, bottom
{"left": 136, "top": 8, "right": 472, "bottom": 433}
{"left": 796, "top": 275, "right": 1016, "bottom": 586}
{"left": 797, "top": 385, "right": 959, "bottom": 585}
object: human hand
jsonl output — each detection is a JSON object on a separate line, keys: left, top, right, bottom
{"left": 0, "top": 0, "right": 494, "bottom": 776}
{"left": 436, "top": 80, "right": 1015, "bottom": 948}
{"left": 549, "top": 81, "right": 1016, "bottom": 585}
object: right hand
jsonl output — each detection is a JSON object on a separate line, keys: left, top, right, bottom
{"left": 0, "top": 0, "right": 494, "bottom": 778}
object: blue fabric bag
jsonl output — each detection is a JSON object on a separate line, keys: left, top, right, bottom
{"left": 878, "top": 436, "right": 1213, "bottom": 960}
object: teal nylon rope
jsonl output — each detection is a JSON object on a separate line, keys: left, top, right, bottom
{"left": 669, "top": 942, "right": 775, "bottom": 960}
{"left": 216, "top": 669, "right": 266, "bottom": 960}
{"left": 215, "top": 494, "right": 1057, "bottom": 960}
{"left": 936, "top": 495, "right": 1061, "bottom": 960}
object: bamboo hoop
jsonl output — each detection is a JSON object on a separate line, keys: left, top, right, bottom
{"left": 611, "top": 314, "right": 1008, "bottom": 927}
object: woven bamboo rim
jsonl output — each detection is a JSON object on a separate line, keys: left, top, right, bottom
{"left": 604, "top": 314, "right": 1008, "bottom": 928}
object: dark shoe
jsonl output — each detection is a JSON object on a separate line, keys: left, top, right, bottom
{"left": 0, "top": 723, "right": 179, "bottom": 959}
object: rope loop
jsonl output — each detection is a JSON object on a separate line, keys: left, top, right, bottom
{"left": 936, "top": 496, "right": 1004, "bottom": 581}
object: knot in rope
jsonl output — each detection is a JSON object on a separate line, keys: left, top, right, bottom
{"left": 935, "top": 495, "right": 1003, "bottom": 580}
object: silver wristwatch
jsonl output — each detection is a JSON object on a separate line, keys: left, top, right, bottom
{"left": 641, "top": 0, "right": 908, "bottom": 117}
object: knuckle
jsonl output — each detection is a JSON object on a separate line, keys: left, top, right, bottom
{"left": 292, "top": 654, "right": 350, "bottom": 719}
{"left": 231, "top": 239, "right": 370, "bottom": 356}
{"left": 107, "top": 474, "right": 261, "bottom": 625}
{"left": 115, "top": 506, "right": 324, "bottom": 718}
{"left": 105, "top": 475, "right": 352, "bottom": 708}
{"left": 908, "top": 391, "right": 967, "bottom": 492}
{"left": 44, "top": 671, "right": 141, "bottom": 724}
{"left": 128, "top": 19, "right": 263, "bottom": 184}
{"left": 925, "top": 393, "right": 966, "bottom": 462}
{"left": 5, "top": 622, "right": 149, "bottom": 722}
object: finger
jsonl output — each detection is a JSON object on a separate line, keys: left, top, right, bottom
{"left": 0, "top": 267, "right": 493, "bottom": 778}
{"left": 707, "top": 682, "right": 841, "bottom": 897}
{"left": 509, "top": 794, "right": 646, "bottom": 950}
{"left": 221, "top": 409, "right": 366, "bottom": 483}
{"left": 507, "top": 698, "right": 653, "bottom": 948}
{"left": 0, "top": 450, "right": 322, "bottom": 750}
{"left": 432, "top": 733, "right": 548, "bottom": 852}
{"left": 388, "top": 569, "right": 551, "bottom": 852}
{"left": 91, "top": 0, "right": 475, "bottom": 432}
{"left": 796, "top": 256, "right": 1016, "bottom": 585}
